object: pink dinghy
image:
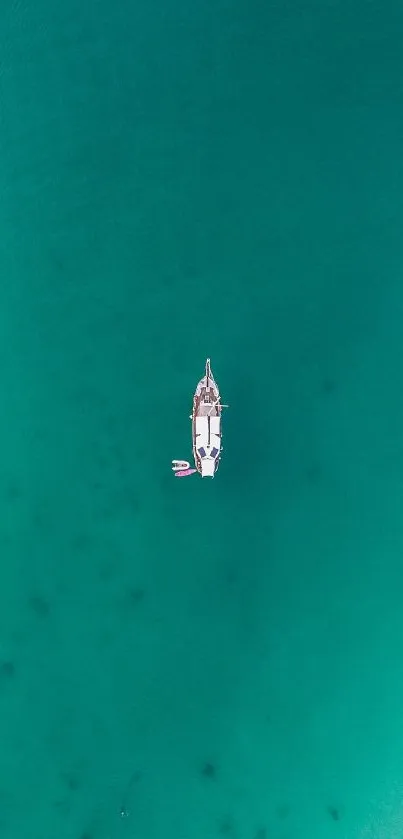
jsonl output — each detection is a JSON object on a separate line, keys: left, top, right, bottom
{"left": 172, "top": 358, "right": 228, "bottom": 479}
{"left": 172, "top": 460, "right": 197, "bottom": 478}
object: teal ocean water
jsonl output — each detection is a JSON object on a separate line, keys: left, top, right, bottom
{"left": 1, "top": 1, "right": 403, "bottom": 837}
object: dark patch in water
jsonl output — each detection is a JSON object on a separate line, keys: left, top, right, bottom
{"left": 201, "top": 761, "right": 217, "bottom": 779}
{"left": 321, "top": 377, "right": 336, "bottom": 396}
{"left": 327, "top": 805, "right": 340, "bottom": 821}
{"left": 0, "top": 661, "right": 15, "bottom": 681}
{"left": 4, "top": 482, "right": 22, "bottom": 503}
{"left": 71, "top": 532, "right": 92, "bottom": 553}
{"left": 61, "top": 772, "right": 80, "bottom": 791}
{"left": 128, "top": 586, "right": 146, "bottom": 606}
{"left": 218, "top": 815, "right": 234, "bottom": 834}
{"left": 28, "top": 594, "right": 50, "bottom": 618}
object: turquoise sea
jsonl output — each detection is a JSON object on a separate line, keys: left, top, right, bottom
{"left": 1, "top": 1, "right": 403, "bottom": 837}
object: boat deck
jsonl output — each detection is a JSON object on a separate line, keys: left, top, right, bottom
{"left": 196, "top": 388, "right": 220, "bottom": 417}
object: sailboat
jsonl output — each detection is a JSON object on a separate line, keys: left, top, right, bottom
{"left": 172, "top": 358, "right": 227, "bottom": 478}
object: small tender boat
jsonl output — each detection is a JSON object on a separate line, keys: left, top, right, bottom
{"left": 172, "top": 358, "right": 227, "bottom": 478}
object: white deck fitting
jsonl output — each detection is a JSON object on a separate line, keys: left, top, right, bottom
{"left": 201, "top": 459, "right": 215, "bottom": 477}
